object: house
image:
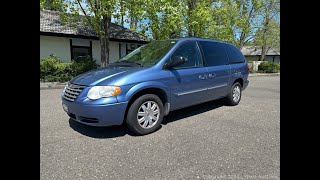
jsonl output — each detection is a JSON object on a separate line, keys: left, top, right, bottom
{"left": 40, "top": 10, "right": 148, "bottom": 64}
{"left": 241, "top": 46, "right": 280, "bottom": 64}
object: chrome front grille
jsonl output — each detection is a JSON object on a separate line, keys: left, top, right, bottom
{"left": 63, "top": 83, "right": 86, "bottom": 102}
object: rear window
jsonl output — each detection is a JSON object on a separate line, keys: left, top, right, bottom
{"left": 224, "top": 43, "right": 246, "bottom": 64}
{"left": 198, "top": 41, "right": 228, "bottom": 66}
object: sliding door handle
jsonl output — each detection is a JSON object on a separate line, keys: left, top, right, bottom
{"left": 208, "top": 73, "right": 216, "bottom": 78}
{"left": 199, "top": 75, "right": 207, "bottom": 80}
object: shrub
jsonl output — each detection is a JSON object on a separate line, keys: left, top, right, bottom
{"left": 40, "top": 55, "right": 98, "bottom": 82}
{"left": 68, "top": 56, "right": 98, "bottom": 76}
{"left": 258, "top": 61, "right": 280, "bottom": 73}
{"left": 40, "top": 55, "right": 71, "bottom": 82}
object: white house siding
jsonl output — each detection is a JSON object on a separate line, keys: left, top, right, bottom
{"left": 92, "top": 40, "right": 120, "bottom": 65}
{"left": 40, "top": 35, "right": 71, "bottom": 62}
{"left": 40, "top": 35, "right": 121, "bottom": 64}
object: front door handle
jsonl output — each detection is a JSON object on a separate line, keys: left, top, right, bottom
{"left": 199, "top": 75, "right": 207, "bottom": 80}
{"left": 208, "top": 73, "right": 215, "bottom": 78}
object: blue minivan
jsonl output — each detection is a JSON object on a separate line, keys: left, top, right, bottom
{"left": 62, "top": 37, "right": 249, "bottom": 135}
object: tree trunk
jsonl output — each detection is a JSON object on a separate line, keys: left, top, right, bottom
{"left": 121, "top": 14, "right": 124, "bottom": 26}
{"left": 260, "top": 45, "right": 266, "bottom": 61}
{"left": 100, "top": 15, "right": 111, "bottom": 67}
{"left": 239, "top": 32, "right": 246, "bottom": 49}
{"left": 259, "top": 0, "right": 274, "bottom": 61}
{"left": 130, "top": 17, "right": 138, "bottom": 31}
{"left": 187, "top": 0, "right": 196, "bottom": 37}
{"left": 259, "top": 25, "right": 268, "bottom": 61}
{"left": 120, "top": 0, "right": 124, "bottom": 26}
{"left": 134, "top": 18, "right": 138, "bottom": 30}
{"left": 100, "top": 37, "right": 107, "bottom": 67}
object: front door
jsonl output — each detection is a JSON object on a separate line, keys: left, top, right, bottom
{"left": 167, "top": 41, "right": 209, "bottom": 110}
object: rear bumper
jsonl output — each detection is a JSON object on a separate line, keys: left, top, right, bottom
{"left": 62, "top": 98, "right": 128, "bottom": 126}
{"left": 243, "top": 80, "right": 249, "bottom": 90}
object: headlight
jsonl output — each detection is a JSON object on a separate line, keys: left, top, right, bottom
{"left": 87, "top": 86, "right": 121, "bottom": 100}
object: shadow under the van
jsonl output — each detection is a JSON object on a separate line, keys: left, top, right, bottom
{"left": 69, "top": 99, "right": 225, "bottom": 138}
{"left": 162, "top": 99, "right": 224, "bottom": 124}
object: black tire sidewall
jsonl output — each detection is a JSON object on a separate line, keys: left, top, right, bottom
{"left": 126, "top": 94, "right": 164, "bottom": 135}
{"left": 226, "top": 82, "right": 242, "bottom": 106}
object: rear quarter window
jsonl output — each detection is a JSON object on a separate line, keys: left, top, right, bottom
{"left": 198, "top": 41, "right": 228, "bottom": 66}
{"left": 224, "top": 43, "right": 246, "bottom": 64}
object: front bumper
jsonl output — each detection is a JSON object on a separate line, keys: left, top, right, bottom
{"left": 62, "top": 98, "right": 128, "bottom": 126}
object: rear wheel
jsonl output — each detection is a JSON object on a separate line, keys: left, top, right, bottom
{"left": 126, "top": 94, "right": 164, "bottom": 135}
{"left": 224, "top": 82, "right": 242, "bottom": 106}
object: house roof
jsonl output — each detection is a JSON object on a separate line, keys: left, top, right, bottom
{"left": 40, "top": 10, "right": 147, "bottom": 42}
{"left": 241, "top": 46, "right": 280, "bottom": 56}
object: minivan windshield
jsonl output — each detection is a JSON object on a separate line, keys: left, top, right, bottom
{"left": 115, "top": 40, "right": 177, "bottom": 66}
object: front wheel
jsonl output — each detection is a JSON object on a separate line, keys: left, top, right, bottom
{"left": 126, "top": 94, "right": 164, "bottom": 135}
{"left": 224, "top": 82, "right": 242, "bottom": 106}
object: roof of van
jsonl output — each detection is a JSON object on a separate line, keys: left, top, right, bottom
{"left": 176, "top": 37, "right": 234, "bottom": 45}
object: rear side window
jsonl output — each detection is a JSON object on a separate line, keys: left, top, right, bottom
{"left": 224, "top": 43, "right": 246, "bottom": 64}
{"left": 198, "top": 41, "right": 228, "bottom": 66}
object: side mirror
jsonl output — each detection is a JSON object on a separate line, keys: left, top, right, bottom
{"left": 165, "top": 56, "right": 186, "bottom": 69}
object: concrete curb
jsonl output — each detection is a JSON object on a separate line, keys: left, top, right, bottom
{"left": 40, "top": 73, "right": 280, "bottom": 89}
{"left": 40, "top": 82, "right": 67, "bottom": 90}
{"left": 249, "top": 73, "right": 280, "bottom": 77}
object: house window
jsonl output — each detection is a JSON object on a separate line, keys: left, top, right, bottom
{"left": 70, "top": 39, "right": 92, "bottom": 60}
{"left": 126, "top": 43, "right": 137, "bottom": 54}
{"left": 119, "top": 43, "right": 144, "bottom": 59}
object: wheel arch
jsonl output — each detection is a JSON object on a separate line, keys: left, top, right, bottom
{"left": 233, "top": 78, "right": 244, "bottom": 87}
{"left": 122, "top": 82, "right": 170, "bottom": 124}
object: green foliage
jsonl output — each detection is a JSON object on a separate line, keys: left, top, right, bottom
{"left": 40, "top": 55, "right": 72, "bottom": 82}
{"left": 142, "top": 0, "right": 185, "bottom": 40}
{"left": 40, "top": 0, "right": 280, "bottom": 65}
{"left": 41, "top": 0, "right": 63, "bottom": 11}
{"left": 69, "top": 56, "right": 99, "bottom": 76}
{"left": 40, "top": 0, "right": 45, "bottom": 10}
{"left": 40, "top": 55, "right": 98, "bottom": 82}
{"left": 258, "top": 61, "right": 280, "bottom": 73}
{"left": 254, "top": 20, "right": 280, "bottom": 49}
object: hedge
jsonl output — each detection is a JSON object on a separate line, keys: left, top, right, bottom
{"left": 40, "top": 54, "right": 98, "bottom": 82}
{"left": 258, "top": 61, "right": 280, "bottom": 73}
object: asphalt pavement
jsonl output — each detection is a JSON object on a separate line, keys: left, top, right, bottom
{"left": 40, "top": 76, "right": 280, "bottom": 180}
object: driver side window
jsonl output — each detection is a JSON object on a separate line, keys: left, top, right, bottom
{"left": 170, "top": 41, "right": 203, "bottom": 69}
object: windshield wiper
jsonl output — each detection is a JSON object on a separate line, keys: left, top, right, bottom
{"left": 114, "top": 60, "right": 143, "bottom": 67}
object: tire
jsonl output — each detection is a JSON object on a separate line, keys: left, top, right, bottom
{"left": 224, "top": 82, "right": 242, "bottom": 106}
{"left": 126, "top": 94, "right": 164, "bottom": 135}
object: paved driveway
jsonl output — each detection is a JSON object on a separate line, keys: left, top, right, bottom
{"left": 40, "top": 76, "right": 280, "bottom": 180}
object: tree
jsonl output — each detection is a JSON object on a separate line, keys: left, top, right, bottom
{"left": 62, "top": 0, "right": 123, "bottom": 67}
{"left": 113, "top": 0, "right": 126, "bottom": 26}
{"left": 113, "top": 0, "right": 144, "bottom": 31}
{"left": 234, "top": 0, "right": 263, "bottom": 49}
{"left": 254, "top": 20, "right": 280, "bottom": 55}
{"left": 257, "top": 0, "right": 280, "bottom": 61}
{"left": 142, "top": 0, "right": 185, "bottom": 40}
{"left": 184, "top": 0, "right": 216, "bottom": 37}
{"left": 127, "top": 0, "right": 144, "bottom": 31}
{"left": 208, "top": 0, "right": 238, "bottom": 43}
{"left": 40, "top": 0, "right": 64, "bottom": 11}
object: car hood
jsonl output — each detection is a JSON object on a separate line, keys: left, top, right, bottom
{"left": 70, "top": 64, "right": 144, "bottom": 86}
